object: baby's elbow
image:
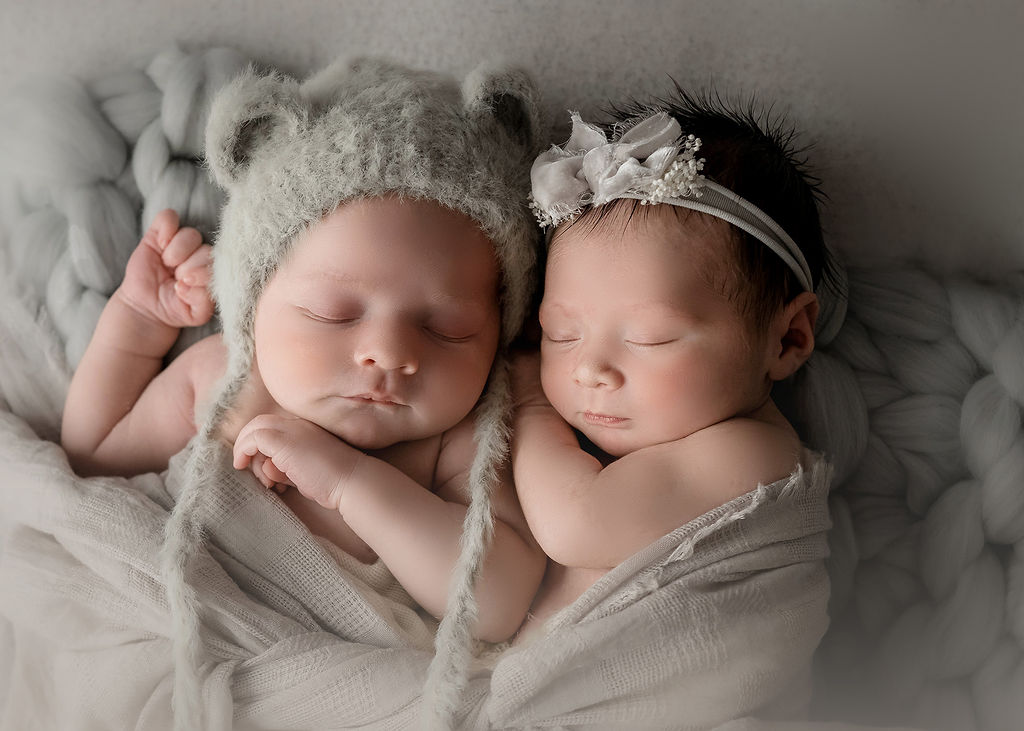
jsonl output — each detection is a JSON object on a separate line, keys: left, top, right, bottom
{"left": 61, "top": 434, "right": 101, "bottom": 477}
{"left": 63, "top": 445, "right": 114, "bottom": 478}
{"left": 60, "top": 412, "right": 113, "bottom": 476}
{"left": 60, "top": 432, "right": 145, "bottom": 478}
{"left": 532, "top": 523, "right": 582, "bottom": 569}
{"left": 474, "top": 580, "right": 537, "bottom": 643}
{"left": 475, "top": 609, "right": 524, "bottom": 644}
{"left": 537, "top": 527, "right": 619, "bottom": 571}
{"left": 473, "top": 541, "right": 546, "bottom": 643}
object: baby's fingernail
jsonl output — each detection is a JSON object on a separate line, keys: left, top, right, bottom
{"left": 182, "top": 274, "right": 196, "bottom": 286}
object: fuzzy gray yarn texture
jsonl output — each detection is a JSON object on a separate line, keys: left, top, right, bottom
{"left": 1, "top": 45, "right": 1023, "bottom": 731}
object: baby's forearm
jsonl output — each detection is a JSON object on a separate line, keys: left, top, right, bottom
{"left": 61, "top": 290, "right": 180, "bottom": 474}
{"left": 512, "top": 405, "right": 612, "bottom": 566}
{"left": 339, "top": 457, "right": 543, "bottom": 643}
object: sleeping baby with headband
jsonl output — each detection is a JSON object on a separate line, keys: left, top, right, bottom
{"left": 505, "top": 89, "right": 840, "bottom": 724}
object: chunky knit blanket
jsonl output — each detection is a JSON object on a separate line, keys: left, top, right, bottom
{"left": 1, "top": 44, "right": 1021, "bottom": 731}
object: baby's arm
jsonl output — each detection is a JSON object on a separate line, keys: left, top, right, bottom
{"left": 428, "top": 415, "right": 546, "bottom": 641}
{"left": 511, "top": 354, "right": 800, "bottom": 570}
{"left": 233, "top": 414, "right": 545, "bottom": 643}
{"left": 61, "top": 209, "right": 215, "bottom": 476}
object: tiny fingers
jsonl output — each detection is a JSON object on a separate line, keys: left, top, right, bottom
{"left": 162, "top": 226, "right": 204, "bottom": 268}
{"left": 174, "top": 283, "right": 215, "bottom": 324}
{"left": 249, "top": 453, "right": 273, "bottom": 488}
{"left": 255, "top": 456, "right": 292, "bottom": 493}
{"left": 175, "top": 244, "right": 213, "bottom": 286}
{"left": 141, "top": 209, "right": 181, "bottom": 253}
{"left": 262, "top": 459, "right": 290, "bottom": 485}
{"left": 172, "top": 245, "right": 214, "bottom": 322}
{"left": 232, "top": 423, "right": 262, "bottom": 469}
{"left": 232, "top": 440, "right": 254, "bottom": 470}
{"left": 233, "top": 419, "right": 287, "bottom": 469}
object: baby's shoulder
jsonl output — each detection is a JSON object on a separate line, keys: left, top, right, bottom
{"left": 434, "top": 411, "right": 478, "bottom": 485}
{"left": 180, "top": 332, "right": 227, "bottom": 362}
{"left": 178, "top": 332, "right": 226, "bottom": 381}
{"left": 172, "top": 333, "right": 228, "bottom": 423}
{"left": 668, "top": 417, "right": 804, "bottom": 506}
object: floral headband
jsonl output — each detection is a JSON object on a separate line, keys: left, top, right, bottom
{"left": 529, "top": 111, "right": 814, "bottom": 292}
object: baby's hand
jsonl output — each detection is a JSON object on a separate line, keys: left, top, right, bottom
{"left": 232, "top": 414, "right": 362, "bottom": 512}
{"left": 511, "top": 351, "right": 550, "bottom": 410}
{"left": 117, "top": 209, "right": 214, "bottom": 329}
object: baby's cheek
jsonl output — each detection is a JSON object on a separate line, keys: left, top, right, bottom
{"left": 287, "top": 341, "right": 344, "bottom": 385}
{"left": 261, "top": 328, "right": 338, "bottom": 388}
{"left": 539, "top": 363, "right": 570, "bottom": 413}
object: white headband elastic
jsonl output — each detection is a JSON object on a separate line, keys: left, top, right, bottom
{"left": 529, "top": 111, "right": 814, "bottom": 292}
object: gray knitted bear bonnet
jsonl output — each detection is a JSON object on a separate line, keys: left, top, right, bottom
{"left": 206, "top": 57, "right": 541, "bottom": 370}
{"left": 162, "top": 57, "right": 541, "bottom": 728}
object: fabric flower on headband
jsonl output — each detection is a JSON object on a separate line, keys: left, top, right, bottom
{"left": 529, "top": 111, "right": 705, "bottom": 228}
{"left": 529, "top": 109, "right": 817, "bottom": 295}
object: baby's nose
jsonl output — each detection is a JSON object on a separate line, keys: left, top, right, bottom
{"left": 355, "top": 324, "right": 419, "bottom": 375}
{"left": 573, "top": 357, "right": 623, "bottom": 389}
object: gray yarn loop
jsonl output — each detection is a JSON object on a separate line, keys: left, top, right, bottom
{"left": 0, "top": 44, "right": 246, "bottom": 366}
{"left": 809, "top": 268, "right": 1024, "bottom": 729}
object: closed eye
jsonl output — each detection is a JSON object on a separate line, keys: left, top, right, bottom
{"left": 626, "top": 339, "right": 677, "bottom": 348}
{"left": 426, "top": 328, "right": 474, "bottom": 344}
{"left": 299, "top": 307, "right": 356, "bottom": 324}
{"left": 543, "top": 333, "right": 579, "bottom": 344}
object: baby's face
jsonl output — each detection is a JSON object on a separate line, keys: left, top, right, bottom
{"left": 539, "top": 206, "right": 773, "bottom": 458}
{"left": 253, "top": 198, "right": 501, "bottom": 450}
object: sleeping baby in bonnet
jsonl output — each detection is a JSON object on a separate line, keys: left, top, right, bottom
{"left": 59, "top": 57, "right": 548, "bottom": 646}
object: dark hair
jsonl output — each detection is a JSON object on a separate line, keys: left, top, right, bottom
{"left": 560, "top": 84, "right": 841, "bottom": 334}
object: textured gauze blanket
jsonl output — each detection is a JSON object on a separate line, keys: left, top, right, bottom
{"left": 0, "top": 278, "right": 835, "bottom": 730}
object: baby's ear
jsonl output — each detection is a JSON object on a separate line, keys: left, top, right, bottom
{"left": 462, "top": 65, "right": 543, "bottom": 157}
{"left": 768, "top": 291, "right": 820, "bottom": 381}
{"left": 205, "top": 66, "right": 307, "bottom": 189}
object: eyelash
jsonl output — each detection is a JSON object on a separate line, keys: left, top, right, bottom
{"left": 305, "top": 312, "right": 355, "bottom": 325}
{"left": 302, "top": 308, "right": 471, "bottom": 341}
{"left": 626, "top": 339, "right": 677, "bottom": 348}
{"left": 426, "top": 328, "right": 473, "bottom": 344}
{"left": 543, "top": 334, "right": 579, "bottom": 344}
{"left": 543, "top": 333, "right": 675, "bottom": 348}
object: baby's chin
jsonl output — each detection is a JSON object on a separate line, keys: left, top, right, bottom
{"left": 324, "top": 425, "right": 411, "bottom": 451}
{"left": 576, "top": 422, "right": 688, "bottom": 460}
{"left": 320, "top": 418, "right": 455, "bottom": 452}
{"left": 574, "top": 426, "right": 636, "bottom": 461}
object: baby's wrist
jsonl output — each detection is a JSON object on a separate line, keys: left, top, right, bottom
{"left": 332, "top": 446, "right": 367, "bottom": 515}
{"left": 103, "top": 289, "right": 181, "bottom": 357}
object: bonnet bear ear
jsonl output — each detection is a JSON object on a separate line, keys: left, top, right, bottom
{"left": 205, "top": 66, "right": 307, "bottom": 189}
{"left": 462, "top": 65, "right": 543, "bottom": 157}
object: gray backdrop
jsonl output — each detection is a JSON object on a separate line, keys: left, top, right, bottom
{"left": 2, "top": 0, "right": 1020, "bottom": 276}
